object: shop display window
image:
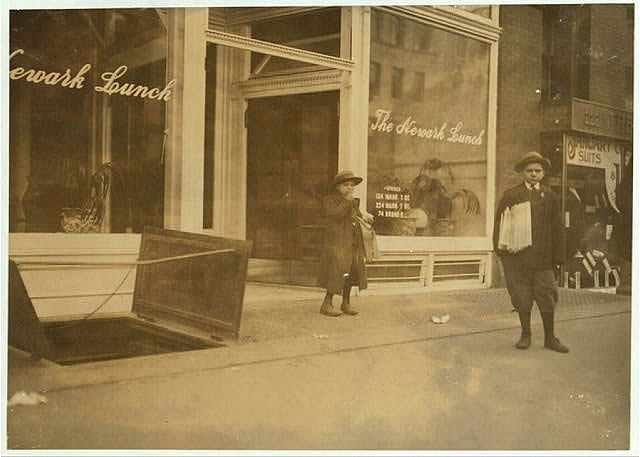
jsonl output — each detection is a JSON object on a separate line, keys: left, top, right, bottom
{"left": 564, "top": 166, "right": 622, "bottom": 289}
{"left": 543, "top": 133, "right": 631, "bottom": 290}
{"left": 9, "top": 9, "right": 169, "bottom": 233}
{"left": 561, "top": 136, "right": 630, "bottom": 290}
{"left": 367, "top": 10, "right": 490, "bottom": 237}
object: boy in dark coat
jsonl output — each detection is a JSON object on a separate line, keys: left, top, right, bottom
{"left": 493, "top": 151, "right": 569, "bottom": 353}
{"left": 318, "top": 171, "right": 372, "bottom": 316}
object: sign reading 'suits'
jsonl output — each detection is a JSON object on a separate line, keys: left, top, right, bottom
{"left": 9, "top": 49, "right": 176, "bottom": 101}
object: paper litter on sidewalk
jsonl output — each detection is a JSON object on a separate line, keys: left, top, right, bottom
{"left": 431, "top": 314, "right": 450, "bottom": 324}
{"left": 7, "top": 391, "right": 48, "bottom": 407}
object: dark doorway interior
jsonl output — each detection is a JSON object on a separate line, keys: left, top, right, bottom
{"left": 246, "top": 91, "right": 339, "bottom": 286}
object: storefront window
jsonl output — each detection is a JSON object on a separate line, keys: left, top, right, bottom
{"left": 247, "top": 8, "right": 341, "bottom": 77}
{"left": 9, "top": 9, "right": 168, "bottom": 233}
{"left": 560, "top": 134, "right": 630, "bottom": 289}
{"left": 367, "top": 10, "right": 490, "bottom": 237}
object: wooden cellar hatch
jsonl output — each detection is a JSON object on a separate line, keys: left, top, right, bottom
{"left": 8, "top": 227, "right": 253, "bottom": 365}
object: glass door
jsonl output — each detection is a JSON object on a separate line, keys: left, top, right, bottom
{"left": 246, "top": 91, "right": 339, "bottom": 285}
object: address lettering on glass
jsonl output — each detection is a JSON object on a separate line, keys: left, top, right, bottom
{"left": 370, "top": 108, "right": 485, "bottom": 146}
{"left": 9, "top": 49, "right": 176, "bottom": 101}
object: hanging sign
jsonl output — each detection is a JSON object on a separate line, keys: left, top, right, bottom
{"left": 9, "top": 49, "right": 176, "bottom": 101}
{"left": 572, "top": 98, "right": 633, "bottom": 141}
{"left": 564, "top": 134, "right": 627, "bottom": 212}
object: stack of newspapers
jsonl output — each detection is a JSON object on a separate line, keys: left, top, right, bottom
{"left": 498, "top": 201, "right": 532, "bottom": 253}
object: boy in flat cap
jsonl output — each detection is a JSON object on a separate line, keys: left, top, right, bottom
{"left": 493, "top": 151, "right": 569, "bottom": 353}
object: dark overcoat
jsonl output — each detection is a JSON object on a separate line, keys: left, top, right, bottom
{"left": 492, "top": 183, "right": 565, "bottom": 270}
{"left": 317, "top": 193, "right": 368, "bottom": 294}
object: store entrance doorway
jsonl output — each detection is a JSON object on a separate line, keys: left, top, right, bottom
{"left": 246, "top": 91, "right": 339, "bottom": 286}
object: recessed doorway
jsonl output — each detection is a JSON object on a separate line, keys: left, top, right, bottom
{"left": 246, "top": 91, "right": 339, "bottom": 286}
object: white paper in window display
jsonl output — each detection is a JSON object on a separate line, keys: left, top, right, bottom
{"left": 586, "top": 251, "right": 597, "bottom": 267}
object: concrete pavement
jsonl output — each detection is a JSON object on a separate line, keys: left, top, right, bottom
{"left": 3, "top": 286, "right": 634, "bottom": 451}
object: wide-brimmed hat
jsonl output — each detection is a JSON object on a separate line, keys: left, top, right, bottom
{"left": 514, "top": 151, "right": 551, "bottom": 172}
{"left": 332, "top": 170, "right": 363, "bottom": 188}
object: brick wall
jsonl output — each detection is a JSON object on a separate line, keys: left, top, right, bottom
{"left": 589, "top": 4, "right": 634, "bottom": 110}
{"left": 493, "top": 5, "right": 545, "bottom": 287}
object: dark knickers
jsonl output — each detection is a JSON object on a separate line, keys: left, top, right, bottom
{"left": 503, "top": 265, "right": 558, "bottom": 313}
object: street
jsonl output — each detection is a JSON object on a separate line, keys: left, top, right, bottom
{"left": 5, "top": 289, "right": 632, "bottom": 451}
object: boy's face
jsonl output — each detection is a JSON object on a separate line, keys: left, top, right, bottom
{"left": 337, "top": 180, "right": 356, "bottom": 199}
{"left": 521, "top": 162, "right": 545, "bottom": 186}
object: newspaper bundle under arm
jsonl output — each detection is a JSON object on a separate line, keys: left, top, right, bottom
{"left": 498, "top": 201, "right": 532, "bottom": 253}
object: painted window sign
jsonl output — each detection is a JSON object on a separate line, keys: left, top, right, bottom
{"left": 9, "top": 49, "right": 176, "bottom": 101}
{"left": 370, "top": 108, "right": 485, "bottom": 146}
{"left": 374, "top": 186, "right": 411, "bottom": 218}
{"left": 9, "top": 8, "right": 170, "bottom": 235}
{"left": 564, "top": 134, "right": 627, "bottom": 213}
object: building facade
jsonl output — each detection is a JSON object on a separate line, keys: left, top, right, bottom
{"left": 7, "top": 6, "right": 632, "bottom": 319}
{"left": 495, "top": 5, "right": 633, "bottom": 291}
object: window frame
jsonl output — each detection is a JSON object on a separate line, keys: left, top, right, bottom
{"left": 363, "top": 6, "right": 500, "bottom": 252}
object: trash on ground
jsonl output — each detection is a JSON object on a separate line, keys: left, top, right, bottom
{"left": 431, "top": 314, "right": 450, "bottom": 324}
{"left": 313, "top": 333, "right": 329, "bottom": 339}
{"left": 7, "top": 391, "right": 48, "bottom": 407}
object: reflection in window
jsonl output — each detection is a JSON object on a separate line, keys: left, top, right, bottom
{"left": 367, "top": 10, "right": 490, "bottom": 238}
{"left": 369, "top": 61, "right": 381, "bottom": 99}
{"left": 406, "top": 71, "right": 425, "bottom": 102}
{"left": 415, "top": 27, "right": 433, "bottom": 52}
{"left": 391, "top": 16, "right": 404, "bottom": 47}
{"left": 9, "top": 9, "right": 168, "bottom": 233}
{"left": 371, "top": 11, "right": 383, "bottom": 42}
{"left": 392, "top": 66, "right": 403, "bottom": 99}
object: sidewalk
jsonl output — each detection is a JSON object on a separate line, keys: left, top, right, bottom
{"left": 7, "top": 284, "right": 632, "bottom": 394}
{"left": 239, "top": 283, "right": 631, "bottom": 343}
{"left": 5, "top": 285, "right": 633, "bottom": 451}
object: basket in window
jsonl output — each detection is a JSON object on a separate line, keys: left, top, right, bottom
{"left": 61, "top": 207, "right": 101, "bottom": 233}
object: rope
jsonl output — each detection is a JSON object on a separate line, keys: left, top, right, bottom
{"left": 12, "top": 248, "right": 237, "bottom": 327}
{"left": 11, "top": 248, "right": 236, "bottom": 267}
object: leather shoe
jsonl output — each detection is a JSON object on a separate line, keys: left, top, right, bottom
{"left": 544, "top": 337, "right": 569, "bottom": 353}
{"left": 320, "top": 298, "right": 342, "bottom": 317}
{"left": 341, "top": 303, "right": 358, "bottom": 315}
{"left": 320, "top": 306, "right": 342, "bottom": 317}
{"left": 515, "top": 332, "right": 531, "bottom": 349}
